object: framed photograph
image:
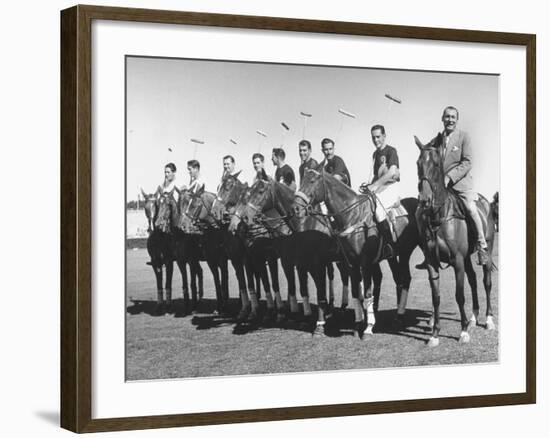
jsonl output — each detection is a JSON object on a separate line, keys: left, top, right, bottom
{"left": 60, "top": 4, "right": 536, "bottom": 433}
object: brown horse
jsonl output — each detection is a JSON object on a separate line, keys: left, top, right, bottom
{"left": 213, "top": 173, "right": 280, "bottom": 323}
{"left": 229, "top": 178, "right": 352, "bottom": 334}
{"left": 414, "top": 135, "right": 496, "bottom": 347}
{"left": 293, "top": 168, "right": 420, "bottom": 338}
{"left": 147, "top": 190, "right": 177, "bottom": 314}
{"left": 178, "top": 187, "right": 232, "bottom": 315}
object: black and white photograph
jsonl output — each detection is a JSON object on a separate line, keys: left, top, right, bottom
{"left": 125, "top": 56, "right": 500, "bottom": 381}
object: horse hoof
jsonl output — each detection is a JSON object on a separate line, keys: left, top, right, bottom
{"left": 486, "top": 317, "right": 496, "bottom": 331}
{"left": 365, "top": 324, "right": 374, "bottom": 336}
{"left": 459, "top": 332, "right": 471, "bottom": 343}
{"left": 427, "top": 337, "right": 440, "bottom": 348}
{"left": 469, "top": 314, "right": 478, "bottom": 326}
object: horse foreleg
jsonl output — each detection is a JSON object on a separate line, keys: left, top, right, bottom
{"left": 165, "top": 261, "right": 174, "bottom": 311}
{"left": 294, "top": 266, "right": 307, "bottom": 316}
{"left": 152, "top": 263, "right": 164, "bottom": 314}
{"left": 337, "top": 262, "right": 350, "bottom": 310}
{"left": 360, "top": 264, "right": 377, "bottom": 336}
{"left": 327, "top": 262, "right": 335, "bottom": 309}
{"left": 350, "top": 265, "right": 365, "bottom": 338}
{"left": 207, "top": 260, "right": 222, "bottom": 315}
{"left": 396, "top": 251, "right": 413, "bottom": 317}
{"left": 232, "top": 260, "right": 250, "bottom": 322}
{"left": 197, "top": 261, "right": 204, "bottom": 301}
{"left": 311, "top": 264, "right": 328, "bottom": 336}
{"left": 464, "top": 256, "right": 480, "bottom": 326}
{"left": 483, "top": 263, "right": 495, "bottom": 330}
{"left": 427, "top": 264, "right": 441, "bottom": 347}
{"left": 220, "top": 258, "right": 229, "bottom": 314}
{"left": 454, "top": 257, "right": 470, "bottom": 343}
{"left": 268, "top": 258, "right": 284, "bottom": 319}
{"left": 176, "top": 259, "right": 190, "bottom": 314}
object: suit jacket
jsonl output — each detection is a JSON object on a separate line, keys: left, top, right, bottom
{"left": 431, "top": 129, "right": 473, "bottom": 192}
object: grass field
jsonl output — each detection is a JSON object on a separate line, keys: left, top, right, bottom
{"left": 126, "top": 241, "right": 499, "bottom": 380}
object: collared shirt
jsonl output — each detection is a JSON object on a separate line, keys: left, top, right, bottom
{"left": 299, "top": 157, "right": 319, "bottom": 183}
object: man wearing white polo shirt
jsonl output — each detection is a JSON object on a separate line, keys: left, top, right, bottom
{"left": 360, "top": 124, "right": 400, "bottom": 259}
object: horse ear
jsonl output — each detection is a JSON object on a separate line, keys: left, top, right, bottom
{"left": 197, "top": 184, "right": 205, "bottom": 195}
{"left": 233, "top": 170, "right": 242, "bottom": 179}
{"left": 155, "top": 186, "right": 163, "bottom": 198}
{"left": 414, "top": 135, "right": 424, "bottom": 150}
{"left": 140, "top": 187, "right": 148, "bottom": 199}
{"left": 173, "top": 186, "right": 181, "bottom": 195}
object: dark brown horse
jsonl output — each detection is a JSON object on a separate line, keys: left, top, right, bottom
{"left": 229, "top": 178, "right": 351, "bottom": 334}
{"left": 213, "top": 173, "right": 280, "bottom": 323}
{"left": 178, "top": 187, "right": 232, "bottom": 315}
{"left": 293, "top": 168, "right": 420, "bottom": 338}
{"left": 146, "top": 190, "right": 177, "bottom": 313}
{"left": 414, "top": 135, "right": 496, "bottom": 347}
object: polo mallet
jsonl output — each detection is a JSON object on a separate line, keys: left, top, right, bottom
{"left": 300, "top": 111, "right": 312, "bottom": 139}
{"left": 336, "top": 108, "right": 356, "bottom": 144}
{"left": 190, "top": 138, "right": 204, "bottom": 159}
{"left": 384, "top": 93, "right": 402, "bottom": 122}
{"left": 256, "top": 130, "right": 267, "bottom": 153}
{"left": 280, "top": 122, "right": 290, "bottom": 146}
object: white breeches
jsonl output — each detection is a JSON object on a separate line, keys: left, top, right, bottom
{"left": 374, "top": 183, "right": 400, "bottom": 222}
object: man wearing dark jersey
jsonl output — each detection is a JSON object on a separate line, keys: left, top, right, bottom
{"left": 319, "top": 138, "right": 351, "bottom": 186}
{"left": 272, "top": 148, "right": 296, "bottom": 191}
{"left": 360, "top": 125, "right": 401, "bottom": 258}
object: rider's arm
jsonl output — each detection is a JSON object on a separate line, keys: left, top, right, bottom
{"left": 370, "top": 165, "right": 399, "bottom": 193}
{"left": 447, "top": 131, "right": 472, "bottom": 185}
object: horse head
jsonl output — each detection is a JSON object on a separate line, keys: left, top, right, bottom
{"left": 154, "top": 190, "right": 177, "bottom": 233}
{"left": 293, "top": 168, "right": 324, "bottom": 218}
{"left": 212, "top": 171, "right": 246, "bottom": 221}
{"left": 229, "top": 179, "right": 270, "bottom": 232}
{"left": 141, "top": 186, "right": 162, "bottom": 233}
{"left": 180, "top": 186, "right": 217, "bottom": 234}
{"left": 415, "top": 135, "right": 445, "bottom": 209}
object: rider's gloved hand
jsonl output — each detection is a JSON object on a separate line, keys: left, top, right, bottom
{"left": 359, "top": 183, "right": 370, "bottom": 194}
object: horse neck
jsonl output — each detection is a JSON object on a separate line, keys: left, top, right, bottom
{"left": 322, "top": 174, "right": 365, "bottom": 225}
{"left": 272, "top": 181, "right": 295, "bottom": 216}
{"left": 197, "top": 192, "right": 215, "bottom": 222}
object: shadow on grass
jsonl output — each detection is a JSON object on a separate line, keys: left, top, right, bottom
{"left": 126, "top": 299, "right": 461, "bottom": 342}
{"left": 373, "top": 308, "right": 461, "bottom": 342}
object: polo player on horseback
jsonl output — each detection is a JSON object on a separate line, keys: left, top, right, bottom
{"left": 416, "top": 106, "right": 489, "bottom": 268}
{"left": 186, "top": 159, "right": 205, "bottom": 194}
{"left": 359, "top": 124, "right": 400, "bottom": 259}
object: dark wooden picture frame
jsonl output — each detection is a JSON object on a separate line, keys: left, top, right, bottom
{"left": 61, "top": 4, "right": 536, "bottom": 433}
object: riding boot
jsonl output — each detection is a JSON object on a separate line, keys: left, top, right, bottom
{"left": 377, "top": 220, "right": 396, "bottom": 259}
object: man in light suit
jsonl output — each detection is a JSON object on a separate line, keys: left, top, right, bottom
{"left": 417, "top": 106, "right": 489, "bottom": 267}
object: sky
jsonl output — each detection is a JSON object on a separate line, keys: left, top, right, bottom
{"left": 126, "top": 56, "right": 499, "bottom": 201}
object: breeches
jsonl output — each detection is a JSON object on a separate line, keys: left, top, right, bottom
{"left": 374, "top": 183, "right": 400, "bottom": 222}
